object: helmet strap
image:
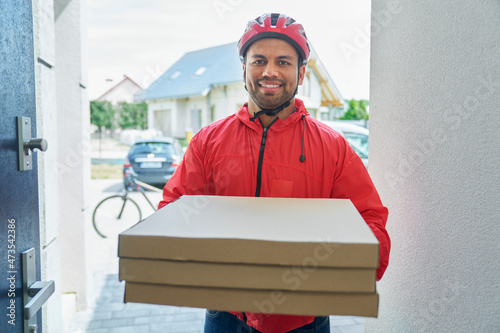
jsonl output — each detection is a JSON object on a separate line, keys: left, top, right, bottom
{"left": 249, "top": 99, "right": 291, "bottom": 122}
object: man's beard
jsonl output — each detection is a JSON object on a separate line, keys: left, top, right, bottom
{"left": 248, "top": 78, "right": 295, "bottom": 110}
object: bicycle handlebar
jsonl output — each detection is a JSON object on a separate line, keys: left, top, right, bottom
{"left": 134, "top": 179, "right": 163, "bottom": 193}
{"left": 124, "top": 169, "right": 163, "bottom": 193}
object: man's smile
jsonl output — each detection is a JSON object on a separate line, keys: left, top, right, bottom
{"left": 258, "top": 81, "right": 283, "bottom": 93}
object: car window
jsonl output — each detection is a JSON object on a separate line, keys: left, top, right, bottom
{"left": 343, "top": 132, "right": 369, "bottom": 158}
{"left": 130, "top": 142, "right": 176, "bottom": 155}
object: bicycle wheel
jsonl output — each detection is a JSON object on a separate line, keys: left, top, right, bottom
{"left": 92, "top": 195, "right": 142, "bottom": 238}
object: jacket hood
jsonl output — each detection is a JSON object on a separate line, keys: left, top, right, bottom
{"left": 236, "top": 98, "right": 310, "bottom": 132}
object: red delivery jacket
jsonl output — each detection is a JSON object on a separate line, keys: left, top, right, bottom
{"left": 159, "top": 98, "right": 390, "bottom": 333}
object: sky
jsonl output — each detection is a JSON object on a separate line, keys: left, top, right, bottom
{"left": 86, "top": 0, "right": 372, "bottom": 101}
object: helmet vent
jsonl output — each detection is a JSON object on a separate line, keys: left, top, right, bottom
{"left": 285, "top": 17, "right": 296, "bottom": 27}
{"left": 270, "top": 13, "right": 280, "bottom": 27}
{"left": 238, "top": 13, "right": 310, "bottom": 64}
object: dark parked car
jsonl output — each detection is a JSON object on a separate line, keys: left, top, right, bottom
{"left": 123, "top": 138, "right": 182, "bottom": 189}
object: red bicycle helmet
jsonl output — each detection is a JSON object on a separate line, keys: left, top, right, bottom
{"left": 237, "top": 13, "right": 310, "bottom": 65}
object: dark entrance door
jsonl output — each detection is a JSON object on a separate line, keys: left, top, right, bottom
{"left": 1, "top": 0, "right": 50, "bottom": 332}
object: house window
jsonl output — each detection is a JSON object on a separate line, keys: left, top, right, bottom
{"left": 320, "top": 109, "right": 330, "bottom": 121}
{"left": 194, "top": 67, "right": 206, "bottom": 76}
{"left": 169, "top": 71, "right": 181, "bottom": 80}
{"left": 191, "top": 109, "right": 202, "bottom": 132}
{"left": 308, "top": 108, "right": 317, "bottom": 119}
{"left": 210, "top": 105, "right": 216, "bottom": 123}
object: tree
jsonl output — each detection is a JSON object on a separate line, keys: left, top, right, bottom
{"left": 339, "top": 99, "right": 369, "bottom": 120}
{"left": 117, "top": 102, "right": 148, "bottom": 130}
{"left": 90, "top": 101, "right": 116, "bottom": 132}
{"left": 90, "top": 101, "right": 148, "bottom": 133}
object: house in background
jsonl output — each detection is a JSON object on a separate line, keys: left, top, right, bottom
{"left": 137, "top": 42, "right": 345, "bottom": 139}
{"left": 96, "top": 74, "right": 143, "bottom": 104}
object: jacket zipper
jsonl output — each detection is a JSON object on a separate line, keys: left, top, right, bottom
{"left": 255, "top": 118, "right": 279, "bottom": 197}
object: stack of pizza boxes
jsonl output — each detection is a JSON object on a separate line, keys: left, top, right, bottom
{"left": 118, "top": 195, "right": 380, "bottom": 317}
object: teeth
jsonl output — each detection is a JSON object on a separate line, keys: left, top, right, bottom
{"left": 261, "top": 84, "right": 280, "bottom": 88}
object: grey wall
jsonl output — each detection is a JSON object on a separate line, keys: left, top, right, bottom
{"left": 366, "top": 0, "right": 500, "bottom": 331}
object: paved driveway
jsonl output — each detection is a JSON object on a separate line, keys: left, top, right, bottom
{"left": 65, "top": 179, "right": 365, "bottom": 332}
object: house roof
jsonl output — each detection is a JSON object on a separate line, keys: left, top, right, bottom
{"left": 137, "top": 42, "right": 243, "bottom": 101}
{"left": 307, "top": 45, "right": 345, "bottom": 108}
{"left": 96, "top": 74, "right": 143, "bottom": 102}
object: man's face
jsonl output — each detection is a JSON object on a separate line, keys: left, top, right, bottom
{"left": 243, "top": 38, "right": 305, "bottom": 110}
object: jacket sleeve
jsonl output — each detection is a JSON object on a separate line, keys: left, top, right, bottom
{"left": 158, "top": 135, "right": 207, "bottom": 209}
{"left": 330, "top": 144, "right": 391, "bottom": 281}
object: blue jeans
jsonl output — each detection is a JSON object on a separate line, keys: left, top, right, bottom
{"left": 204, "top": 310, "right": 330, "bottom": 333}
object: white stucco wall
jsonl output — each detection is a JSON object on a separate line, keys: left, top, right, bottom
{"left": 55, "top": 0, "right": 91, "bottom": 315}
{"left": 367, "top": 1, "right": 500, "bottom": 332}
{"left": 220, "top": 84, "right": 247, "bottom": 117}
{"left": 208, "top": 84, "right": 247, "bottom": 122}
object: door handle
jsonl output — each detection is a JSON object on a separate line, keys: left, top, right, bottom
{"left": 22, "top": 248, "right": 55, "bottom": 333}
{"left": 17, "top": 116, "right": 48, "bottom": 171}
{"left": 24, "top": 280, "right": 55, "bottom": 319}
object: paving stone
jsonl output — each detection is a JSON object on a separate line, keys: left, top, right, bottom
{"left": 149, "top": 307, "right": 173, "bottom": 316}
{"left": 93, "top": 312, "right": 113, "bottom": 320}
{"left": 100, "top": 317, "right": 135, "bottom": 328}
{"left": 65, "top": 326, "right": 88, "bottom": 333}
{"left": 330, "top": 327, "right": 343, "bottom": 333}
{"left": 86, "top": 321, "right": 103, "bottom": 330}
{"left": 92, "top": 303, "right": 127, "bottom": 312}
{"left": 134, "top": 315, "right": 169, "bottom": 325}
{"left": 165, "top": 311, "right": 203, "bottom": 322}
{"left": 149, "top": 319, "right": 205, "bottom": 332}
{"left": 107, "top": 325, "right": 149, "bottom": 333}
{"left": 336, "top": 324, "right": 365, "bottom": 333}
{"left": 329, "top": 316, "right": 358, "bottom": 326}
{"left": 112, "top": 308, "right": 152, "bottom": 319}
{"left": 124, "top": 302, "right": 159, "bottom": 310}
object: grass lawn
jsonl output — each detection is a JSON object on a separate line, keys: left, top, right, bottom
{"left": 91, "top": 164, "right": 123, "bottom": 179}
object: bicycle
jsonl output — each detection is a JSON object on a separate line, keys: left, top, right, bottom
{"left": 92, "top": 173, "right": 163, "bottom": 238}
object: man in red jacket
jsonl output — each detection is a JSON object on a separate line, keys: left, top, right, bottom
{"left": 159, "top": 13, "right": 390, "bottom": 333}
